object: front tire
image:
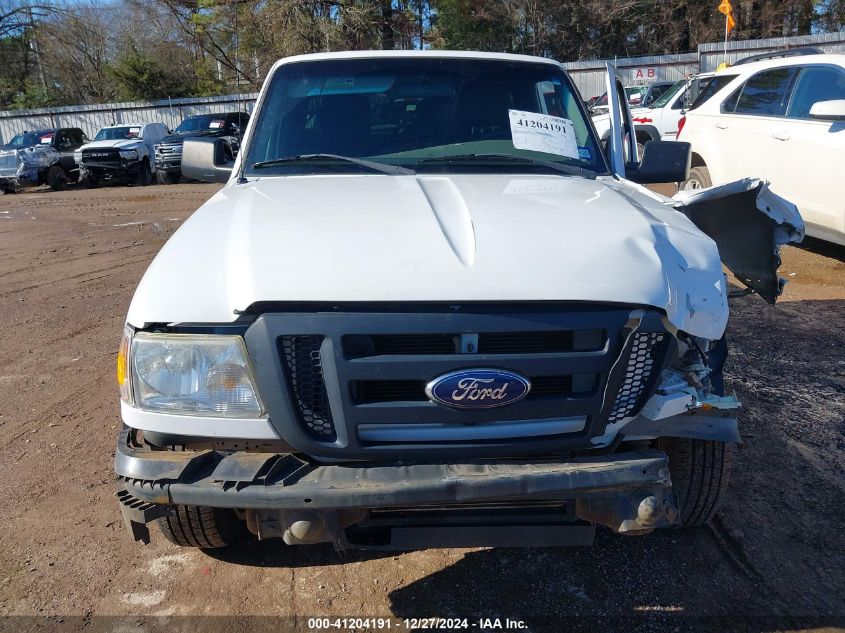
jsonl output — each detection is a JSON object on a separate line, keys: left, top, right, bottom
{"left": 658, "top": 437, "right": 733, "bottom": 528}
{"left": 137, "top": 160, "right": 152, "bottom": 186}
{"left": 47, "top": 165, "right": 68, "bottom": 191}
{"left": 80, "top": 174, "right": 98, "bottom": 188}
{"left": 158, "top": 505, "right": 243, "bottom": 549}
{"left": 681, "top": 165, "right": 712, "bottom": 190}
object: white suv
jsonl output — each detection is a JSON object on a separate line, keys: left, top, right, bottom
{"left": 678, "top": 52, "right": 845, "bottom": 245}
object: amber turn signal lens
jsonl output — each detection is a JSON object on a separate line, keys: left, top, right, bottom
{"left": 117, "top": 328, "right": 132, "bottom": 403}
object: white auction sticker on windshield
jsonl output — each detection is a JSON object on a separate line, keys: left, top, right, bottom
{"left": 508, "top": 110, "right": 579, "bottom": 159}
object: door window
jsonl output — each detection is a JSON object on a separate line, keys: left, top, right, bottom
{"left": 723, "top": 68, "right": 798, "bottom": 116}
{"left": 786, "top": 66, "right": 845, "bottom": 119}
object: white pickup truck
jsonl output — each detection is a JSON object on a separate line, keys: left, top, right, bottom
{"left": 114, "top": 51, "right": 802, "bottom": 553}
{"left": 591, "top": 71, "right": 739, "bottom": 148}
{"left": 75, "top": 122, "right": 168, "bottom": 187}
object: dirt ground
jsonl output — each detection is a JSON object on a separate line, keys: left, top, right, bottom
{"left": 0, "top": 183, "right": 843, "bottom": 632}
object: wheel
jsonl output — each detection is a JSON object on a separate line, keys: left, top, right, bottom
{"left": 681, "top": 165, "right": 712, "bottom": 190}
{"left": 158, "top": 505, "right": 244, "bottom": 549}
{"left": 658, "top": 437, "right": 733, "bottom": 527}
{"left": 137, "top": 160, "right": 152, "bottom": 186}
{"left": 80, "top": 175, "right": 98, "bottom": 188}
{"left": 157, "top": 170, "right": 180, "bottom": 185}
{"left": 46, "top": 165, "right": 67, "bottom": 191}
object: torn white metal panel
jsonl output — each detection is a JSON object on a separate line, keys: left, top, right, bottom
{"left": 670, "top": 178, "right": 805, "bottom": 304}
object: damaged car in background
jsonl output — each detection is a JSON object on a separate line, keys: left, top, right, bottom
{"left": 114, "top": 52, "right": 803, "bottom": 554}
{"left": 0, "top": 128, "right": 86, "bottom": 193}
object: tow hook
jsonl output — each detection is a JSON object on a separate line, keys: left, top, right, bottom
{"left": 576, "top": 487, "right": 679, "bottom": 535}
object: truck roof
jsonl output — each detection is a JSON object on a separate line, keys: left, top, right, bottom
{"left": 268, "top": 49, "right": 564, "bottom": 74}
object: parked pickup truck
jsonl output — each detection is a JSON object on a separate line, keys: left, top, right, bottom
{"left": 0, "top": 128, "right": 86, "bottom": 192}
{"left": 154, "top": 112, "right": 249, "bottom": 184}
{"left": 115, "top": 51, "right": 803, "bottom": 553}
{"left": 76, "top": 123, "right": 168, "bottom": 187}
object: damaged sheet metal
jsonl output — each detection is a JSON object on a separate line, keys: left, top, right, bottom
{"left": 623, "top": 410, "right": 741, "bottom": 444}
{"left": 0, "top": 145, "right": 59, "bottom": 187}
{"left": 670, "top": 178, "right": 805, "bottom": 303}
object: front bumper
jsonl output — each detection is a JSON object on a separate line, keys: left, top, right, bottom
{"left": 0, "top": 169, "right": 42, "bottom": 189}
{"left": 154, "top": 160, "right": 181, "bottom": 174}
{"left": 81, "top": 160, "right": 143, "bottom": 177}
{"left": 115, "top": 428, "right": 680, "bottom": 547}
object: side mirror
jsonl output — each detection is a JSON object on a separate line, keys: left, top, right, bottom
{"left": 809, "top": 99, "right": 845, "bottom": 121}
{"left": 181, "top": 137, "right": 233, "bottom": 183}
{"left": 625, "top": 141, "right": 691, "bottom": 185}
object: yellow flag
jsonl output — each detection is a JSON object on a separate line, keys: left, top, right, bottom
{"left": 718, "top": 0, "right": 736, "bottom": 33}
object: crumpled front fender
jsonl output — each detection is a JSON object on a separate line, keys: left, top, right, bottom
{"left": 671, "top": 178, "right": 805, "bottom": 304}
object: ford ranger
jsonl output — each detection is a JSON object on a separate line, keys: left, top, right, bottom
{"left": 115, "top": 51, "right": 803, "bottom": 552}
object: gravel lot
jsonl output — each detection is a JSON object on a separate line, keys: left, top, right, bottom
{"left": 0, "top": 183, "right": 843, "bottom": 631}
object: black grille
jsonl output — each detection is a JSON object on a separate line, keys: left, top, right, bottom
{"left": 252, "top": 308, "right": 670, "bottom": 460}
{"left": 344, "top": 329, "right": 604, "bottom": 358}
{"left": 606, "top": 332, "right": 667, "bottom": 423}
{"left": 278, "top": 335, "right": 336, "bottom": 440}
{"left": 355, "top": 380, "right": 427, "bottom": 403}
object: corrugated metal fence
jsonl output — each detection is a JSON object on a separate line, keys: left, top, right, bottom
{"left": 1, "top": 31, "right": 843, "bottom": 142}
{"left": 0, "top": 93, "right": 258, "bottom": 143}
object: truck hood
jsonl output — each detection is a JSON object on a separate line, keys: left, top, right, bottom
{"left": 79, "top": 139, "right": 144, "bottom": 151}
{"left": 127, "top": 174, "right": 730, "bottom": 339}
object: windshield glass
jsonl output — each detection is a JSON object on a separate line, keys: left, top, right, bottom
{"left": 650, "top": 79, "right": 686, "bottom": 109}
{"left": 176, "top": 115, "right": 228, "bottom": 132}
{"left": 94, "top": 126, "right": 142, "bottom": 141}
{"left": 625, "top": 86, "right": 648, "bottom": 102}
{"left": 244, "top": 57, "right": 605, "bottom": 176}
{"left": 6, "top": 132, "right": 44, "bottom": 147}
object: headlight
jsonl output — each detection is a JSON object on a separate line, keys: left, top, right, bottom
{"left": 129, "top": 333, "right": 264, "bottom": 418}
{"left": 119, "top": 149, "right": 139, "bottom": 160}
{"left": 73, "top": 151, "right": 82, "bottom": 163}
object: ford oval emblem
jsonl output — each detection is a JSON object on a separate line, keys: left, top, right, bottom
{"left": 425, "top": 368, "right": 531, "bottom": 409}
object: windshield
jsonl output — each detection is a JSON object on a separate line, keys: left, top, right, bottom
{"left": 176, "top": 115, "right": 228, "bottom": 133}
{"left": 625, "top": 86, "right": 648, "bottom": 102}
{"left": 244, "top": 57, "right": 605, "bottom": 177}
{"left": 650, "top": 79, "right": 686, "bottom": 109}
{"left": 94, "top": 126, "right": 142, "bottom": 141}
{"left": 6, "top": 131, "right": 50, "bottom": 148}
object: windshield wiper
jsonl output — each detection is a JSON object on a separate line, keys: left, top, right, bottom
{"left": 252, "top": 154, "right": 414, "bottom": 175}
{"left": 417, "top": 153, "right": 591, "bottom": 177}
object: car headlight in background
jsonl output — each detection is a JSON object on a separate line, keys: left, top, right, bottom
{"left": 119, "top": 149, "right": 139, "bottom": 160}
{"left": 123, "top": 332, "right": 264, "bottom": 418}
{"left": 73, "top": 150, "right": 82, "bottom": 163}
